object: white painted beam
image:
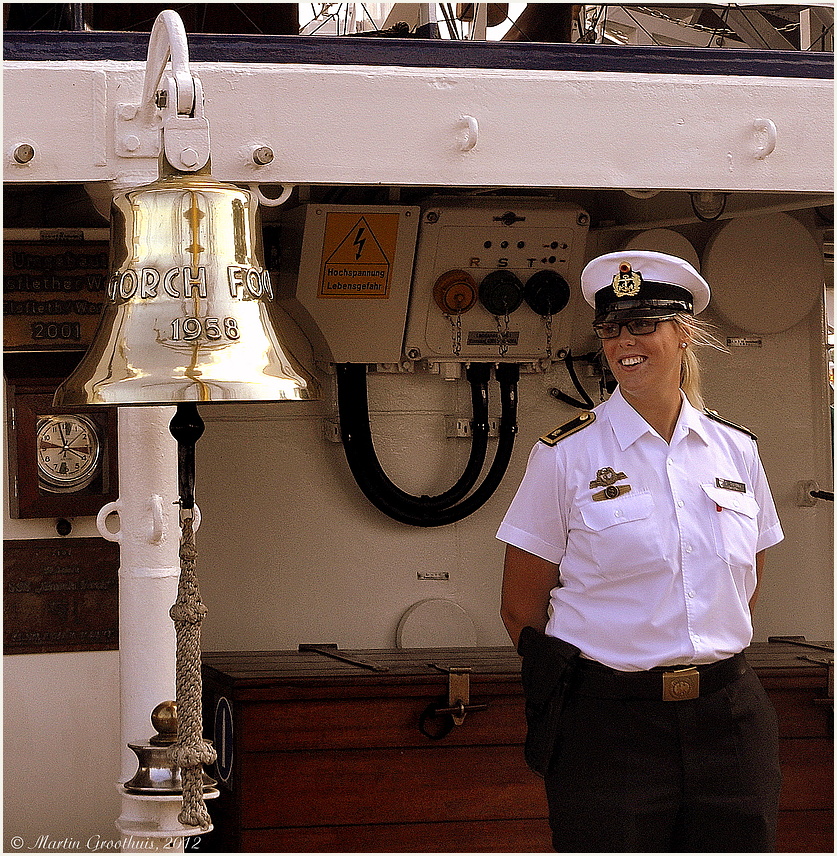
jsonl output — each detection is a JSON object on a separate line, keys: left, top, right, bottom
{"left": 4, "top": 61, "right": 833, "bottom": 192}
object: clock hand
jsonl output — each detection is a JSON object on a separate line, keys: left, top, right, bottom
{"left": 39, "top": 441, "right": 64, "bottom": 450}
{"left": 65, "top": 446, "right": 91, "bottom": 459}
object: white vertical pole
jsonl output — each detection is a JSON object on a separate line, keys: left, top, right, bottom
{"left": 102, "top": 405, "right": 200, "bottom": 852}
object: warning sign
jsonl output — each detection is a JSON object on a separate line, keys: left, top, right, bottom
{"left": 318, "top": 212, "right": 400, "bottom": 298}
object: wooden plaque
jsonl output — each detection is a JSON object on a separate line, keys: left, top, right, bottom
{"left": 3, "top": 230, "right": 109, "bottom": 351}
{"left": 3, "top": 538, "right": 119, "bottom": 654}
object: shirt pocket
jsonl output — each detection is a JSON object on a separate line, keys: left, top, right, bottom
{"left": 576, "top": 491, "right": 658, "bottom": 580}
{"left": 701, "top": 483, "right": 760, "bottom": 569}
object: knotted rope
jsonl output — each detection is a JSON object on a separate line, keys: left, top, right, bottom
{"left": 167, "top": 509, "right": 216, "bottom": 828}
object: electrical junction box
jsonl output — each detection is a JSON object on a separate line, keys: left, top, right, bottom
{"left": 276, "top": 204, "right": 420, "bottom": 365}
{"left": 403, "top": 198, "right": 592, "bottom": 365}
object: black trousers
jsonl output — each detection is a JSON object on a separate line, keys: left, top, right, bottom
{"left": 543, "top": 661, "right": 781, "bottom": 852}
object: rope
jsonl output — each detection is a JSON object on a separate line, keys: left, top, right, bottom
{"left": 167, "top": 510, "right": 216, "bottom": 829}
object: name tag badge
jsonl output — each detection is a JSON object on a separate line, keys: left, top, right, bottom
{"left": 715, "top": 477, "right": 746, "bottom": 493}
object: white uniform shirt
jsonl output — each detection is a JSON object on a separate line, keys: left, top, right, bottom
{"left": 496, "top": 386, "right": 783, "bottom": 671}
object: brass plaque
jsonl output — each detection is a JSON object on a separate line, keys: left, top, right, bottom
{"left": 3, "top": 538, "right": 119, "bottom": 654}
{"left": 3, "top": 233, "right": 109, "bottom": 351}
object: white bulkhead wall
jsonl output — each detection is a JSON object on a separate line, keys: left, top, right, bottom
{"left": 3, "top": 54, "right": 833, "bottom": 846}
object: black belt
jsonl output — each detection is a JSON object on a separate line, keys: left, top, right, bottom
{"left": 574, "top": 653, "right": 748, "bottom": 701}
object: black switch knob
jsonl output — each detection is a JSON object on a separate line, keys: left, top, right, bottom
{"left": 524, "top": 270, "right": 570, "bottom": 316}
{"left": 479, "top": 270, "right": 524, "bottom": 315}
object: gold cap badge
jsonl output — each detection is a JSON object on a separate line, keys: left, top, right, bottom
{"left": 611, "top": 261, "right": 642, "bottom": 297}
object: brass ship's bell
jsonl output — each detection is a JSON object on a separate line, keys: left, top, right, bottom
{"left": 54, "top": 163, "right": 320, "bottom": 406}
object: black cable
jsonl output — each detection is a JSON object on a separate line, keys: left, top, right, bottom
{"left": 549, "top": 351, "right": 596, "bottom": 409}
{"left": 336, "top": 363, "right": 519, "bottom": 527}
{"left": 564, "top": 351, "right": 595, "bottom": 408}
{"left": 549, "top": 388, "right": 591, "bottom": 410}
{"left": 337, "top": 363, "right": 491, "bottom": 512}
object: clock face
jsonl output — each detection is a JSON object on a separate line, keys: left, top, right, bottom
{"left": 36, "top": 414, "right": 102, "bottom": 493}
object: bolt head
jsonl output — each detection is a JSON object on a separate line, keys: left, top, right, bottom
{"left": 13, "top": 144, "right": 35, "bottom": 164}
{"left": 179, "top": 147, "right": 200, "bottom": 168}
{"left": 252, "top": 146, "right": 275, "bottom": 165}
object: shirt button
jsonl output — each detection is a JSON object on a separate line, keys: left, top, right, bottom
{"left": 677, "top": 500, "right": 685, "bottom": 508}
{"left": 614, "top": 510, "right": 622, "bottom": 518}
{"left": 684, "top": 544, "right": 693, "bottom": 553}
{"left": 687, "top": 591, "right": 695, "bottom": 598}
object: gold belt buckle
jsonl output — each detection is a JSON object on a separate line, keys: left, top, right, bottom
{"left": 662, "top": 667, "right": 700, "bottom": 701}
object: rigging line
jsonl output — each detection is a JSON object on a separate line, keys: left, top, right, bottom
{"left": 732, "top": 5, "right": 772, "bottom": 49}
{"left": 706, "top": 3, "right": 729, "bottom": 48}
{"left": 21, "top": 5, "right": 57, "bottom": 28}
{"left": 307, "top": 6, "right": 340, "bottom": 35}
{"left": 306, "top": 3, "right": 322, "bottom": 32}
{"left": 232, "top": 4, "right": 265, "bottom": 34}
{"left": 636, "top": 5, "right": 736, "bottom": 38}
{"left": 620, "top": 7, "right": 663, "bottom": 46}
{"left": 806, "top": 21, "right": 833, "bottom": 50}
{"left": 501, "top": 7, "right": 533, "bottom": 42}
{"left": 359, "top": 3, "right": 379, "bottom": 32}
{"left": 442, "top": 3, "right": 461, "bottom": 39}
{"left": 114, "top": 4, "right": 193, "bottom": 32}
{"left": 437, "top": 3, "right": 453, "bottom": 38}
{"left": 706, "top": 9, "right": 721, "bottom": 48}
{"left": 443, "top": 3, "right": 464, "bottom": 39}
{"left": 578, "top": 5, "right": 603, "bottom": 44}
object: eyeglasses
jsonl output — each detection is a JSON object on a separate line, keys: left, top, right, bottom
{"left": 593, "top": 315, "right": 677, "bottom": 340}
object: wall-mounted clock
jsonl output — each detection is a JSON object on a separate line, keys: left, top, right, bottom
{"left": 36, "top": 413, "right": 103, "bottom": 493}
{"left": 5, "top": 354, "right": 118, "bottom": 519}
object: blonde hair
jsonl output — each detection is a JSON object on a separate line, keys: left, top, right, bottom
{"left": 674, "top": 314, "right": 728, "bottom": 410}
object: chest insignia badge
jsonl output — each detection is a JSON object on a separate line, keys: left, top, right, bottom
{"left": 590, "top": 467, "right": 631, "bottom": 501}
{"left": 589, "top": 467, "right": 627, "bottom": 489}
{"left": 592, "top": 484, "right": 632, "bottom": 501}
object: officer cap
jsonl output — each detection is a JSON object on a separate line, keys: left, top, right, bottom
{"left": 581, "top": 250, "right": 710, "bottom": 323}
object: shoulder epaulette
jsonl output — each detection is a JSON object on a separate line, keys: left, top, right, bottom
{"left": 703, "top": 408, "right": 758, "bottom": 441}
{"left": 539, "top": 411, "right": 596, "bottom": 446}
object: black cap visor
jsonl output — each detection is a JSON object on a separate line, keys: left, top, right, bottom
{"left": 596, "top": 301, "right": 691, "bottom": 324}
{"left": 594, "top": 281, "right": 694, "bottom": 323}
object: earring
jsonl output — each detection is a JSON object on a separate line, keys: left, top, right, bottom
{"left": 680, "top": 342, "right": 688, "bottom": 349}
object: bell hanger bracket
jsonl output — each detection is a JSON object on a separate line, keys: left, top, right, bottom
{"left": 115, "top": 9, "right": 210, "bottom": 172}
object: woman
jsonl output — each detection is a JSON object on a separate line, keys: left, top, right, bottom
{"left": 497, "top": 250, "right": 784, "bottom": 853}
